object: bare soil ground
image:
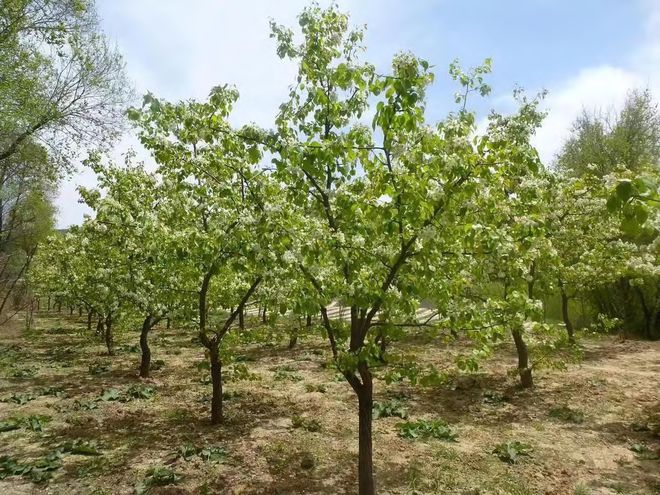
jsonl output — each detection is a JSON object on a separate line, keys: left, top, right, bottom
{"left": 0, "top": 313, "right": 658, "bottom": 494}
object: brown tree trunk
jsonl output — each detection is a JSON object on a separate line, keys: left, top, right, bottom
{"left": 288, "top": 332, "right": 298, "bottom": 349}
{"left": 634, "top": 287, "right": 653, "bottom": 339}
{"left": 78, "top": 306, "right": 83, "bottom": 317}
{"left": 96, "top": 317, "right": 104, "bottom": 337}
{"left": 262, "top": 305, "right": 267, "bottom": 324}
{"left": 69, "top": 306, "right": 74, "bottom": 316}
{"left": 511, "top": 327, "right": 533, "bottom": 388}
{"left": 355, "top": 367, "right": 375, "bottom": 495}
{"left": 239, "top": 307, "right": 245, "bottom": 330}
{"left": 105, "top": 314, "right": 115, "bottom": 356}
{"left": 209, "top": 343, "right": 223, "bottom": 424}
{"left": 47, "top": 296, "right": 51, "bottom": 312}
{"left": 86, "top": 309, "right": 94, "bottom": 332}
{"left": 560, "top": 286, "right": 575, "bottom": 343}
{"left": 306, "top": 314, "right": 312, "bottom": 327}
{"left": 139, "top": 316, "right": 152, "bottom": 378}
{"left": 166, "top": 317, "right": 171, "bottom": 329}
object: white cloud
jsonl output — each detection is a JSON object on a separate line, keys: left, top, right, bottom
{"left": 532, "top": 66, "right": 644, "bottom": 164}
{"left": 532, "top": 0, "right": 660, "bottom": 165}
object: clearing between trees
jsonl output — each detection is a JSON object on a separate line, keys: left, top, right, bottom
{"left": 0, "top": 313, "right": 658, "bottom": 495}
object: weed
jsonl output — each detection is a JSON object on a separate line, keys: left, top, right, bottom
{"left": 40, "top": 386, "right": 67, "bottom": 398}
{"left": 373, "top": 399, "right": 409, "bottom": 419}
{"left": 135, "top": 466, "right": 181, "bottom": 494}
{"left": 4, "top": 392, "right": 37, "bottom": 405}
{"left": 0, "top": 451, "right": 62, "bottom": 484}
{"left": 549, "top": 406, "right": 585, "bottom": 424}
{"left": 151, "top": 359, "right": 166, "bottom": 370}
{"left": 273, "top": 366, "right": 302, "bottom": 382}
{"left": 98, "top": 385, "right": 155, "bottom": 403}
{"left": 574, "top": 482, "right": 592, "bottom": 495}
{"left": 73, "top": 399, "right": 99, "bottom": 410}
{"left": 126, "top": 384, "right": 156, "bottom": 400}
{"left": 88, "top": 362, "right": 111, "bottom": 375}
{"left": 0, "top": 414, "right": 51, "bottom": 433}
{"left": 58, "top": 438, "right": 103, "bottom": 456}
{"left": 397, "top": 419, "right": 457, "bottom": 441}
{"left": 0, "top": 419, "right": 20, "bottom": 432}
{"left": 98, "top": 388, "right": 121, "bottom": 401}
{"left": 119, "top": 344, "right": 140, "bottom": 353}
{"left": 21, "top": 414, "right": 51, "bottom": 432}
{"left": 10, "top": 367, "right": 37, "bottom": 378}
{"left": 493, "top": 441, "right": 533, "bottom": 464}
{"left": 304, "top": 383, "right": 327, "bottom": 393}
{"left": 483, "top": 390, "right": 506, "bottom": 405}
{"left": 176, "top": 444, "right": 229, "bottom": 463}
{"left": 292, "top": 415, "right": 322, "bottom": 432}
{"left": 629, "top": 443, "right": 659, "bottom": 460}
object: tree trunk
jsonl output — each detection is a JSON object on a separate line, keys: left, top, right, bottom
{"left": 105, "top": 314, "right": 115, "bottom": 356}
{"left": 560, "top": 287, "right": 575, "bottom": 343}
{"left": 78, "top": 306, "right": 83, "bottom": 317}
{"left": 634, "top": 287, "right": 653, "bottom": 340}
{"left": 166, "top": 317, "right": 171, "bottom": 329}
{"left": 288, "top": 332, "right": 298, "bottom": 349}
{"left": 96, "top": 317, "right": 104, "bottom": 337}
{"left": 139, "top": 316, "right": 152, "bottom": 378}
{"left": 239, "top": 307, "right": 245, "bottom": 330}
{"left": 356, "top": 368, "right": 375, "bottom": 495}
{"left": 86, "top": 309, "right": 93, "bottom": 333}
{"left": 57, "top": 302, "right": 61, "bottom": 313}
{"left": 511, "top": 327, "right": 533, "bottom": 388}
{"left": 306, "top": 314, "right": 312, "bottom": 327}
{"left": 47, "top": 296, "right": 50, "bottom": 312}
{"left": 209, "top": 344, "right": 223, "bottom": 424}
{"left": 262, "top": 305, "right": 267, "bottom": 324}
{"left": 69, "top": 306, "right": 74, "bottom": 316}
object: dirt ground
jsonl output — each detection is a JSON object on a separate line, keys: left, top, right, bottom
{"left": 0, "top": 313, "right": 658, "bottom": 495}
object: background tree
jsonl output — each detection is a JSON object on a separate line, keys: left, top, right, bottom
{"left": 130, "top": 87, "right": 289, "bottom": 423}
{"left": 0, "top": 0, "right": 132, "bottom": 323}
{"left": 78, "top": 155, "right": 180, "bottom": 377}
{"left": 556, "top": 89, "right": 660, "bottom": 337}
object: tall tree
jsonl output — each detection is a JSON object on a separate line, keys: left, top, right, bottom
{"left": 0, "top": 0, "right": 131, "bottom": 167}
{"left": 270, "top": 6, "right": 544, "bottom": 493}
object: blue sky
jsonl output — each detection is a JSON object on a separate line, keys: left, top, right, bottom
{"left": 56, "top": 0, "right": 660, "bottom": 227}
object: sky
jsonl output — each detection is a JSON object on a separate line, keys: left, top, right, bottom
{"left": 56, "top": 0, "right": 660, "bottom": 228}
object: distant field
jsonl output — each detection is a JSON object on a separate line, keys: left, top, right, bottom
{"left": 0, "top": 314, "right": 658, "bottom": 495}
